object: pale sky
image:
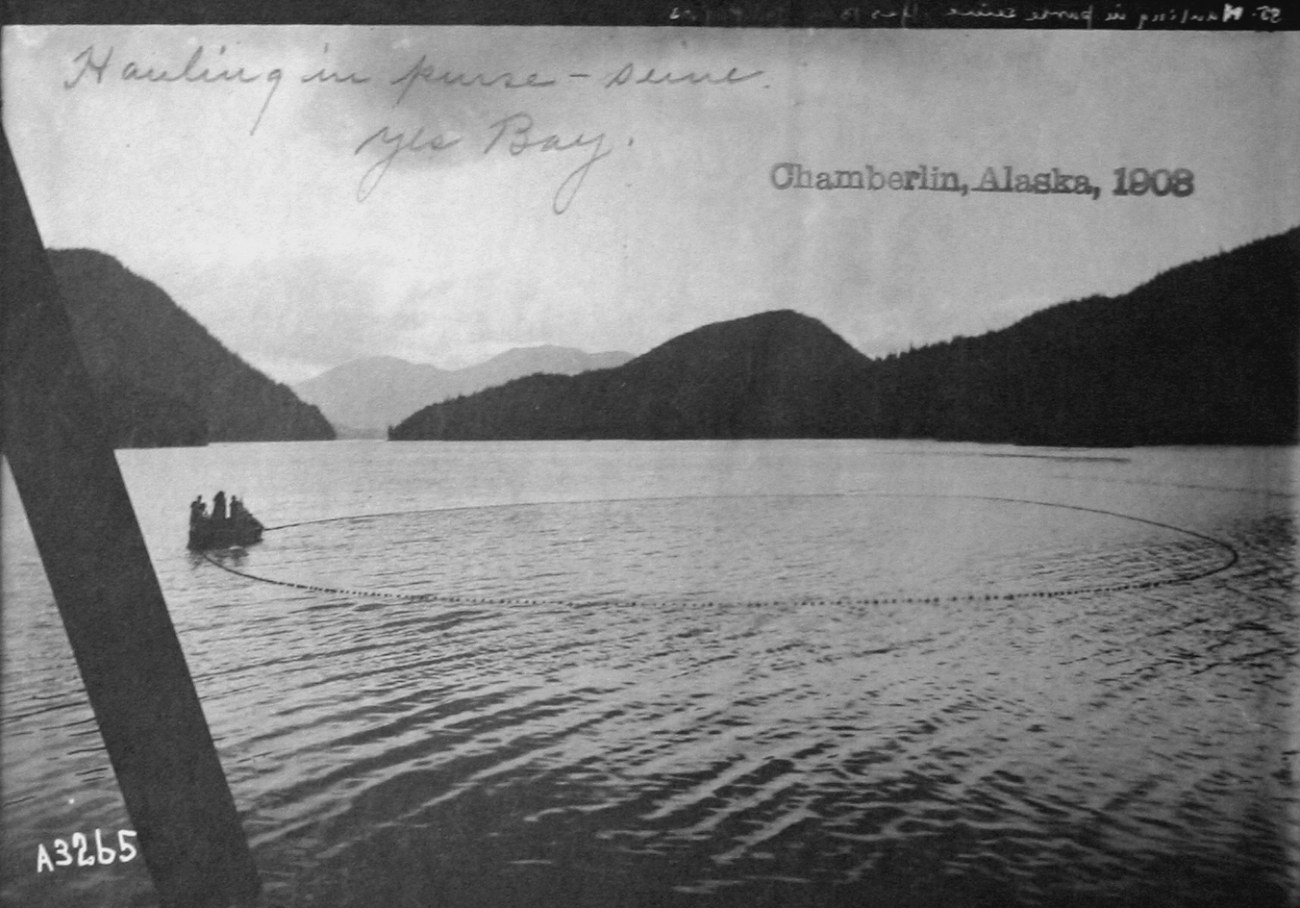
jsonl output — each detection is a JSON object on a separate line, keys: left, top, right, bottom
{"left": 4, "top": 27, "right": 1298, "bottom": 382}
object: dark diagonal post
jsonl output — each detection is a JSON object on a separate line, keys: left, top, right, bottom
{"left": 1, "top": 126, "right": 261, "bottom": 907}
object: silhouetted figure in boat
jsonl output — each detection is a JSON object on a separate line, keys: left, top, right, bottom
{"left": 229, "top": 496, "right": 263, "bottom": 532}
{"left": 188, "top": 492, "right": 263, "bottom": 550}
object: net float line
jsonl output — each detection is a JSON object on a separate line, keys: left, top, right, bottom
{"left": 203, "top": 492, "right": 1240, "bottom": 608}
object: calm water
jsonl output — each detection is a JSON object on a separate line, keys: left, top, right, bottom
{"left": 2, "top": 440, "right": 1297, "bottom": 907}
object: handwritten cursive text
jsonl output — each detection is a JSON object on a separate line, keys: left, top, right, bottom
{"left": 484, "top": 112, "right": 613, "bottom": 214}
{"left": 354, "top": 125, "right": 463, "bottom": 201}
{"left": 603, "top": 63, "right": 764, "bottom": 88}
{"left": 64, "top": 44, "right": 283, "bottom": 135}
{"left": 389, "top": 55, "right": 557, "bottom": 107}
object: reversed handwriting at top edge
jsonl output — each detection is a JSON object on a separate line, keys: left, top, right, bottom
{"left": 661, "top": 0, "right": 1283, "bottom": 27}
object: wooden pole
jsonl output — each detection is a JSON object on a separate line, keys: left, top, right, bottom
{"left": 1, "top": 125, "right": 262, "bottom": 907}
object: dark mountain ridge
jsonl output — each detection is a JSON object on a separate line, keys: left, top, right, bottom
{"left": 49, "top": 248, "right": 335, "bottom": 447}
{"left": 391, "top": 227, "right": 1299, "bottom": 446}
{"left": 391, "top": 310, "right": 871, "bottom": 440}
{"left": 862, "top": 226, "right": 1298, "bottom": 445}
{"left": 606, "top": 310, "right": 869, "bottom": 438}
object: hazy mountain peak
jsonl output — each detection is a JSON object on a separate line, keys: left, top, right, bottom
{"left": 294, "top": 346, "right": 634, "bottom": 435}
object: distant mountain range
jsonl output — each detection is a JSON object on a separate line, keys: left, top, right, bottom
{"left": 49, "top": 249, "right": 334, "bottom": 447}
{"left": 391, "top": 226, "right": 1299, "bottom": 446}
{"left": 293, "top": 348, "right": 633, "bottom": 436}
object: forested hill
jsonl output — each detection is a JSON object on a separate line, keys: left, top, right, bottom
{"left": 390, "top": 226, "right": 1298, "bottom": 446}
{"left": 49, "top": 249, "right": 335, "bottom": 447}
{"left": 391, "top": 310, "right": 873, "bottom": 440}
{"left": 858, "top": 226, "right": 1299, "bottom": 446}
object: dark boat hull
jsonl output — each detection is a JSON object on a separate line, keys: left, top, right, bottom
{"left": 188, "top": 521, "right": 263, "bottom": 550}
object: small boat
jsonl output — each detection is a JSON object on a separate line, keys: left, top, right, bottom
{"left": 188, "top": 493, "right": 264, "bottom": 550}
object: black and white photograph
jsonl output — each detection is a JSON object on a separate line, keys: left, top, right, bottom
{"left": 2, "top": 19, "right": 1297, "bottom": 908}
